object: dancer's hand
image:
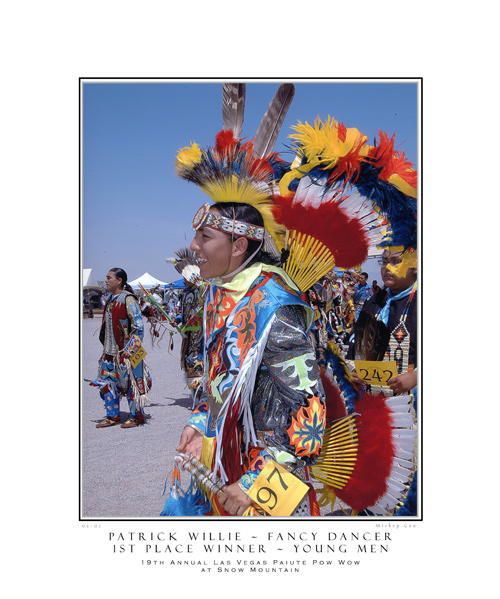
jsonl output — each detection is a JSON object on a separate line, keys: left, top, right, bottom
{"left": 176, "top": 426, "right": 203, "bottom": 461}
{"left": 349, "top": 367, "right": 367, "bottom": 391}
{"left": 387, "top": 370, "right": 417, "bottom": 395}
{"left": 218, "top": 483, "right": 252, "bottom": 516}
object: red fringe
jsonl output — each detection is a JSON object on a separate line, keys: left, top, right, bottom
{"left": 218, "top": 400, "right": 244, "bottom": 484}
{"left": 320, "top": 371, "right": 347, "bottom": 424}
{"left": 334, "top": 392, "right": 395, "bottom": 512}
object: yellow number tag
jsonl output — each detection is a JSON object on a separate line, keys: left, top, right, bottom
{"left": 201, "top": 435, "right": 215, "bottom": 470}
{"left": 247, "top": 461, "right": 309, "bottom": 516}
{"left": 130, "top": 346, "right": 147, "bottom": 368}
{"left": 354, "top": 360, "right": 398, "bottom": 386}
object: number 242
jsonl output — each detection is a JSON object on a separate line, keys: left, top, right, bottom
{"left": 358, "top": 368, "right": 394, "bottom": 384}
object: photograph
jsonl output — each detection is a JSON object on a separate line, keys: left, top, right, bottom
{"left": 80, "top": 78, "right": 420, "bottom": 523}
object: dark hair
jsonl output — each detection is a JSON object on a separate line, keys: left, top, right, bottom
{"left": 212, "top": 202, "right": 280, "bottom": 267}
{"left": 109, "top": 267, "right": 136, "bottom": 295}
{"left": 361, "top": 272, "right": 369, "bottom": 278}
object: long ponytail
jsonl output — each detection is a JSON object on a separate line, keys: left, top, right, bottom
{"left": 109, "top": 267, "right": 138, "bottom": 298}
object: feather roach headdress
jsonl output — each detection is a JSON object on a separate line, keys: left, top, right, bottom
{"left": 175, "top": 83, "right": 294, "bottom": 255}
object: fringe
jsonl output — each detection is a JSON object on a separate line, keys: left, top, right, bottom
{"left": 213, "top": 315, "right": 276, "bottom": 484}
{"left": 126, "top": 358, "right": 151, "bottom": 408}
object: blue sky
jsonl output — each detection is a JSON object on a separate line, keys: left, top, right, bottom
{"left": 82, "top": 79, "right": 419, "bottom": 286}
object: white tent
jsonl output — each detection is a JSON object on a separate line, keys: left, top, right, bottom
{"left": 128, "top": 272, "right": 168, "bottom": 289}
{"left": 83, "top": 268, "right": 92, "bottom": 286}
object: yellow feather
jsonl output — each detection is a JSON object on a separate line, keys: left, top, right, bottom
{"left": 200, "top": 177, "right": 286, "bottom": 250}
{"left": 288, "top": 116, "right": 368, "bottom": 168}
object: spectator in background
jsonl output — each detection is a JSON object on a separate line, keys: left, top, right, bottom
{"left": 164, "top": 283, "right": 178, "bottom": 318}
{"left": 347, "top": 250, "right": 417, "bottom": 396}
{"left": 353, "top": 271, "right": 371, "bottom": 320}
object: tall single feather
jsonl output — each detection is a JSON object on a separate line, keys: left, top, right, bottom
{"left": 253, "top": 83, "right": 295, "bottom": 158}
{"left": 222, "top": 83, "right": 246, "bottom": 140}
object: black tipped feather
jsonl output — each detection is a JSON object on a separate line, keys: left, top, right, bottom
{"left": 222, "top": 83, "right": 246, "bottom": 140}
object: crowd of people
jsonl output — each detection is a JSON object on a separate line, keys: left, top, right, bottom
{"left": 306, "top": 268, "right": 385, "bottom": 352}
{"left": 87, "top": 83, "right": 418, "bottom": 518}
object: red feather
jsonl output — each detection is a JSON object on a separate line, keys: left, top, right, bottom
{"left": 367, "top": 131, "right": 395, "bottom": 172}
{"left": 389, "top": 151, "right": 417, "bottom": 188}
{"left": 215, "top": 129, "right": 238, "bottom": 154}
{"left": 334, "top": 392, "right": 395, "bottom": 512}
{"left": 248, "top": 157, "right": 273, "bottom": 178}
{"left": 322, "top": 121, "right": 367, "bottom": 184}
{"left": 369, "top": 131, "right": 417, "bottom": 189}
{"left": 273, "top": 195, "right": 369, "bottom": 268}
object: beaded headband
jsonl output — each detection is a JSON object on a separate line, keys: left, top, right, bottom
{"left": 192, "top": 202, "right": 265, "bottom": 242}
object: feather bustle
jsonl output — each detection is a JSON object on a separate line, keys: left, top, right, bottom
{"left": 333, "top": 392, "right": 395, "bottom": 512}
{"left": 320, "top": 372, "right": 347, "bottom": 423}
{"left": 274, "top": 195, "right": 370, "bottom": 268}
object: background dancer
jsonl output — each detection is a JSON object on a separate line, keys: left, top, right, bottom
{"left": 90, "top": 267, "right": 151, "bottom": 428}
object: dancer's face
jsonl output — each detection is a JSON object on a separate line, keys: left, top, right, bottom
{"left": 190, "top": 209, "right": 247, "bottom": 281}
{"left": 105, "top": 271, "right": 123, "bottom": 294}
{"left": 380, "top": 251, "right": 417, "bottom": 294}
